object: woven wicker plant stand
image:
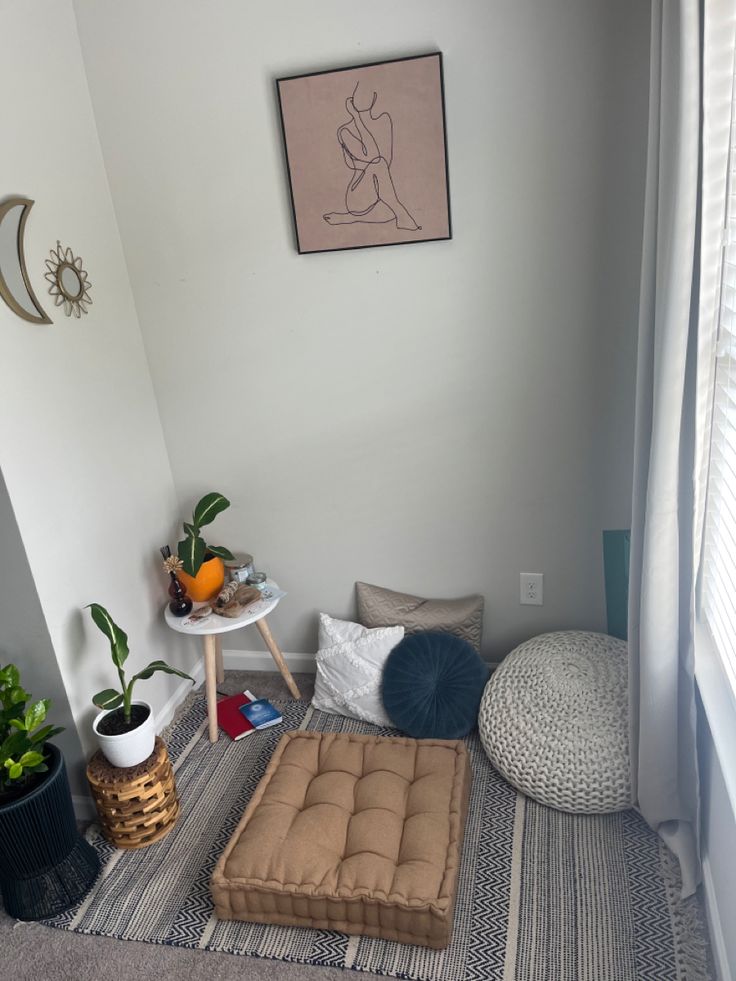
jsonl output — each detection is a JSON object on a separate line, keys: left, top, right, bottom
{"left": 87, "top": 737, "right": 180, "bottom": 849}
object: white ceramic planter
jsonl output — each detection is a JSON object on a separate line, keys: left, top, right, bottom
{"left": 92, "top": 700, "right": 156, "bottom": 768}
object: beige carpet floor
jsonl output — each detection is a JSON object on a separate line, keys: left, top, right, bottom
{"left": 2, "top": 670, "right": 380, "bottom": 981}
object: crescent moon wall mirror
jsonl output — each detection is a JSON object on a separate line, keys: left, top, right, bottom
{"left": 44, "top": 242, "right": 92, "bottom": 318}
{"left": 0, "top": 197, "right": 51, "bottom": 324}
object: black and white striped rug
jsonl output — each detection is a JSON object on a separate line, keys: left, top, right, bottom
{"left": 43, "top": 695, "right": 711, "bottom": 980}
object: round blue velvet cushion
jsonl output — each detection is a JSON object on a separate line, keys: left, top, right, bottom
{"left": 381, "top": 631, "right": 490, "bottom": 740}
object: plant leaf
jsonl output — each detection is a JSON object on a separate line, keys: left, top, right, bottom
{"left": 8, "top": 718, "right": 26, "bottom": 731}
{"left": 178, "top": 534, "right": 206, "bottom": 577}
{"left": 92, "top": 689, "right": 124, "bottom": 711}
{"left": 8, "top": 762, "right": 22, "bottom": 780}
{"left": 183, "top": 521, "right": 196, "bottom": 537}
{"left": 132, "top": 660, "right": 194, "bottom": 684}
{"left": 0, "top": 665, "right": 19, "bottom": 688}
{"left": 87, "top": 603, "right": 129, "bottom": 669}
{"left": 19, "top": 751, "right": 44, "bottom": 768}
{"left": 0, "top": 733, "right": 26, "bottom": 760}
{"left": 10, "top": 686, "right": 29, "bottom": 705}
{"left": 24, "top": 699, "right": 48, "bottom": 732}
{"left": 208, "top": 544, "right": 235, "bottom": 561}
{"left": 192, "top": 492, "right": 230, "bottom": 529}
{"left": 30, "top": 724, "right": 63, "bottom": 745}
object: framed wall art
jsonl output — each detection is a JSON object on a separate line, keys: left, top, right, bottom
{"left": 276, "top": 52, "right": 451, "bottom": 255}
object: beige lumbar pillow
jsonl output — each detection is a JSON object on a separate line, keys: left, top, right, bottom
{"left": 355, "top": 581, "right": 484, "bottom": 652}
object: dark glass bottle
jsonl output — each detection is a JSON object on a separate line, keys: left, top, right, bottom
{"left": 168, "top": 573, "right": 192, "bottom": 617}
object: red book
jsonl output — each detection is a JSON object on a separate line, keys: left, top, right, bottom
{"left": 216, "top": 689, "right": 257, "bottom": 741}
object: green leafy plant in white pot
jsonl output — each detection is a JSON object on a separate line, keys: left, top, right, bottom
{"left": 88, "top": 604, "right": 193, "bottom": 768}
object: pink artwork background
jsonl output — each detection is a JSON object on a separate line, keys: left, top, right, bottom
{"left": 278, "top": 54, "right": 450, "bottom": 253}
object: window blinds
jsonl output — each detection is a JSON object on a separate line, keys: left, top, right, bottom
{"left": 702, "top": 75, "right": 736, "bottom": 685}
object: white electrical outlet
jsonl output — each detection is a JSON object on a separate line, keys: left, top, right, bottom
{"left": 520, "top": 572, "right": 544, "bottom": 606}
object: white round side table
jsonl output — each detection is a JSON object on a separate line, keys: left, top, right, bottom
{"left": 164, "top": 581, "right": 301, "bottom": 743}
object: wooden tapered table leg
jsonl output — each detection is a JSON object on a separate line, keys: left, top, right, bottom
{"left": 215, "top": 635, "right": 224, "bottom": 684}
{"left": 164, "top": 582, "right": 296, "bottom": 742}
{"left": 203, "top": 633, "right": 219, "bottom": 743}
{"left": 255, "top": 616, "right": 301, "bottom": 699}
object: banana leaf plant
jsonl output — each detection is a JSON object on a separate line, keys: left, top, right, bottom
{"left": 177, "top": 491, "right": 234, "bottom": 577}
{"left": 0, "top": 663, "right": 63, "bottom": 793}
{"left": 87, "top": 604, "right": 193, "bottom": 723}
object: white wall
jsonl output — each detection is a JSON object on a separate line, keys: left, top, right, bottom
{"left": 697, "top": 654, "right": 736, "bottom": 980}
{"left": 592, "top": 2, "right": 650, "bottom": 526}
{"left": 73, "top": 0, "right": 649, "bottom": 660}
{"left": 0, "top": 0, "right": 198, "bottom": 755}
{"left": 699, "top": 702, "right": 736, "bottom": 981}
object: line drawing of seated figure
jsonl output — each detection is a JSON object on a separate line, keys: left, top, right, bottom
{"left": 323, "top": 81, "right": 421, "bottom": 231}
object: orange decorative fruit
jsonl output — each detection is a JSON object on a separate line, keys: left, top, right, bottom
{"left": 177, "top": 555, "right": 225, "bottom": 602}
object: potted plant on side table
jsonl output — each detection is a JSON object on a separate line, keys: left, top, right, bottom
{"left": 0, "top": 663, "right": 100, "bottom": 920}
{"left": 88, "top": 603, "right": 193, "bottom": 768}
{"left": 176, "top": 491, "right": 234, "bottom": 601}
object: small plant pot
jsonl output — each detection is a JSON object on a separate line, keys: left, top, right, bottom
{"left": 93, "top": 700, "right": 156, "bottom": 769}
{"left": 177, "top": 554, "right": 225, "bottom": 602}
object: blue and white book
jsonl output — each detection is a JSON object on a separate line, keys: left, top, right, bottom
{"left": 239, "top": 698, "right": 282, "bottom": 729}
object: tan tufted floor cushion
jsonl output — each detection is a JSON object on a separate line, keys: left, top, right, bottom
{"left": 211, "top": 730, "right": 472, "bottom": 949}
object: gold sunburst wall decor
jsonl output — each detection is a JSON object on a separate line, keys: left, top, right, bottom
{"left": 44, "top": 241, "right": 92, "bottom": 318}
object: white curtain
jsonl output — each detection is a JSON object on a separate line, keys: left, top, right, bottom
{"left": 629, "top": 0, "right": 701, "bottom": 898}
{"left": 629, "top": 0, "right": 736, "bottom": 898}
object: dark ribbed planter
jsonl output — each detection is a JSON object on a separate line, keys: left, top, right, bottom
{"left": 0, "top": 743, "right": 100, "bottom": 920}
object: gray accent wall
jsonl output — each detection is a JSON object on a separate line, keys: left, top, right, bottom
{"left": 0, "top": 470, "right": 87, "bottom": 797}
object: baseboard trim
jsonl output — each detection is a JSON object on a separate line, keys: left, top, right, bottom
{"left": 221, "top": 650, "right": 494, "bottom": 676}
{"left": 155, "top": 658, "right": 206, "bottom": 731}
{"left": 703, "top": 853, "right": 732, "bottom": 981}
{"left": 223, "top": 649, "right": 316, "bottom": 674}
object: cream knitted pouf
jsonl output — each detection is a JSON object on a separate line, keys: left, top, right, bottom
{"left": 478, "top": 630, "right": 631, "bottom": 814}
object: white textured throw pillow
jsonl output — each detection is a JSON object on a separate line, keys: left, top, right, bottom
{"left": 312, "top": 613, "right": 404, "bottom": 726}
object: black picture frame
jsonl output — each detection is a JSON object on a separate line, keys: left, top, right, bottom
{"left": 275, "top": 51, "right": 452, "bottom": 255}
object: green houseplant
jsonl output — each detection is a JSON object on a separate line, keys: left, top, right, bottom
{"left": 0, "top": 663, "right": 99, "bottom": 919}
{"left": 178, "top": 491, "right": 234, "bottom": 576}
{"left": 0, "top": 664, "right": 63, "bottom": 803}
{"left": 88, "top": 603, "right": 194, "bottom": 767}
{"left": 176, "top": 491, "right": 234, "bottom": 601}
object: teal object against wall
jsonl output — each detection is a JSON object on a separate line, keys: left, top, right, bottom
{"left": 603, "top": 530, "right": 630, "bottom": 640}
